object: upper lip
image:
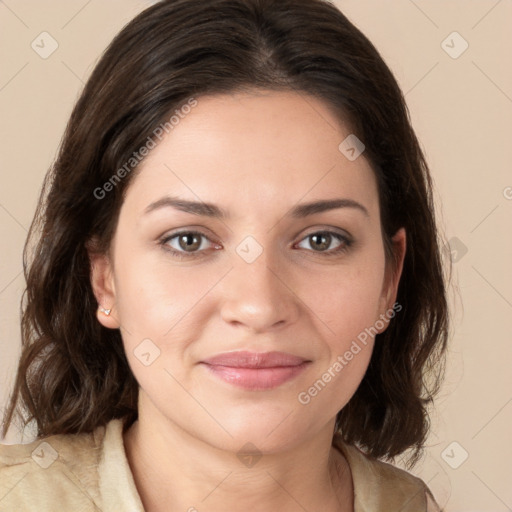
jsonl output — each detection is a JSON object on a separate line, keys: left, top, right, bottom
{"left": 201, "top": 351, "right": 310, "bottom": 368}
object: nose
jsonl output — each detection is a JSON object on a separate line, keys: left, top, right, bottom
{"left": 219, "top": 247, "right": 301, "bottom": 333}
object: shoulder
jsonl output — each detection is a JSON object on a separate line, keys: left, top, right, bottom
{"left": 0, "top": 421, "right": 111, "bottom": 512}
{"left": 333, "top": 436, "right": 441, "bottom": 512}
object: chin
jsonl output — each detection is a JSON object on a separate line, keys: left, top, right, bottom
{"left": 199, "top": 407, "right": 317, "bottom": 454}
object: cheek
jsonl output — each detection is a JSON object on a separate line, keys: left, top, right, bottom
{"left": 111, "top": 251, "right": 230, "bottom": 391}
{"left": 112, "top": 249, "right": 223, "bottom": 337}
{"left": 294, "top": 269, "right": 384, "bottom": 416}
{"left": 301, "top": 253, "right": 386, "bottom": 346}
{"left": 298, "top": 254, "right": 385, "bottom": 383}
{"left": 332, "top": 276, "right": 384, "bottom": 350}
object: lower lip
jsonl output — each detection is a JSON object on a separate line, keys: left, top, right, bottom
{"left": 200, "top": 362, "right": 310, "bottom": 390}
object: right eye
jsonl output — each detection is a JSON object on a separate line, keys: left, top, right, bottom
{"left": 159, "top": 230, "right": 221, "bottom": 259}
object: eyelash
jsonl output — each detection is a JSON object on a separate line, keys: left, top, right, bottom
{"left": 159, "top": 229, "right": 353, "bottom": 260}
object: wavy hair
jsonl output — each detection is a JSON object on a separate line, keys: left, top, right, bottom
{"left": 2, "top": 0, "right": 450, "bottom": 468}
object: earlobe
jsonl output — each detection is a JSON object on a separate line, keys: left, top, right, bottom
{"left": 96, "top": 303, "right": 119, "bottom": 329}
{"left": 87, "top": 241, "right": 120, "bottom": 329}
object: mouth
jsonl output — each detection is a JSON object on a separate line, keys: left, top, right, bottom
{"left": 199, "top": 351, "right": 312, "bottom": 390}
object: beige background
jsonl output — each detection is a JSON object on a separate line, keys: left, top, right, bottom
{"left": 1, "top": 1, "right": 511, "bottom": 510}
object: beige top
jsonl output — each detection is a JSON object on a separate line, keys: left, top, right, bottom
{"left": 0, "top": 418, "right": 440, "bottom": 511}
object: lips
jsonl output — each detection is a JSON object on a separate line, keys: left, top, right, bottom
{"left": 202, "top": 351, "right": 308, "bottom": 368}
{"left": 199, "top": 351, "right": 311, "bottom": 390}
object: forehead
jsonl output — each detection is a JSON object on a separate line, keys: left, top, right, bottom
{"left": 123, "top": 90, "right": 379, "bottom": 221}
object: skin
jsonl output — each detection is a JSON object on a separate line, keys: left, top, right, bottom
{"left": 89, "top": 89, "right": 406, "bottom": 512}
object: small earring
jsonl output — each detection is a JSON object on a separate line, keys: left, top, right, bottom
{"left": 99, "top": 306, "right": 111, "bottom": 316}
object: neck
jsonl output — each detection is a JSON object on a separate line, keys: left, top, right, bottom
{"left": 123, "top": 395, "right": 353, "bottom": 512}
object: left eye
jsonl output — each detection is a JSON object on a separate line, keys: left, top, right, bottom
{"left": 296, "top": 231, "right": 351, "bottom": 254}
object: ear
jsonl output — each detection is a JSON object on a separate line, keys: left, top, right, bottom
{"left": 377, "top": 227, "right": 406, "bottom": 331}
{"left": 86, "top": 239, "right": 120, "bottom": 329}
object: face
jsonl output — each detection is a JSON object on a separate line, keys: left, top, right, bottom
{"left": 90, "top": 89, "right": 405, "bottom": 454}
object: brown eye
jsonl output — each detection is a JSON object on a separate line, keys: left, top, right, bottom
{"left": 309, "top": 233, "right": 332, "bottom": 251}
{"left": 177, "top": 233, "right": 202, "bottom": 252}
{"left": 296, "top": 230, "right": 352, "bottom": 255}
{"left": 161, "top": 230, "right": 217, "bottom": 258}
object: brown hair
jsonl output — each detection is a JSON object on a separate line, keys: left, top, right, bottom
{"left": 2, "top": 0, "right": 450, "bottom": 468}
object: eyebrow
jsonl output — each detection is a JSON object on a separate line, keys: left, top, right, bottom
{"left": 143, "top": 196, "right": 369, "bottom": 219}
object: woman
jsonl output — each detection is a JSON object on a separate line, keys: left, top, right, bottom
{"left": 0, "top": 0, "right": 449, "bottom": 510}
